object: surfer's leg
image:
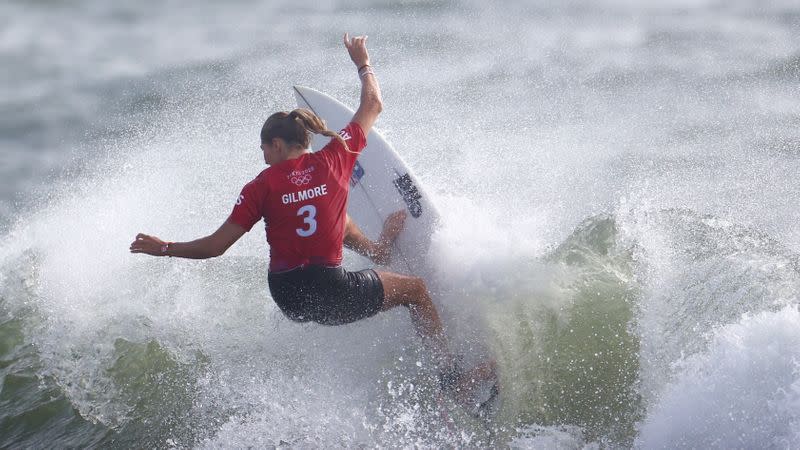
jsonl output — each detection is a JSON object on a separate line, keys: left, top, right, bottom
{"left": 343, "top": 211, "right": 406, "bottom": 265}
{"left": 376, "top": 271, "right": 450, "bottom": 363}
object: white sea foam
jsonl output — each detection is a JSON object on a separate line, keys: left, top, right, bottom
{"left": 637, "top": 305, "right": 800, "bottom": 448}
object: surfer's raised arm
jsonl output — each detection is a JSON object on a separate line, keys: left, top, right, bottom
{"left": 344, "top": 33, "right": 382, "bottom": 135}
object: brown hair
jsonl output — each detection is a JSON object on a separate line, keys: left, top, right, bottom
{"left": 260, "top": 108, "right": 349, "bottom": 152}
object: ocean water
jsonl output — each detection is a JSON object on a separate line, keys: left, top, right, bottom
{"left": 1, "top": 0, "right": 799, "bottom": 447}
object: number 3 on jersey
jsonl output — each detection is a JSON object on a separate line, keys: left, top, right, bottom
{"left": 296, "top": 204, "right": 317, "bottom": 237}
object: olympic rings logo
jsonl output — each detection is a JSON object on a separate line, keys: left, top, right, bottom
{"left": 290, "top": 174, "right": 313, "bottom": 185}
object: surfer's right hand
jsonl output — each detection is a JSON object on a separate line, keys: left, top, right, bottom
{"left": 343, "top": 32, "right": 370, "bottom": 68}
{"left": 129, "top": 233, "right": 167, "bottom": 256}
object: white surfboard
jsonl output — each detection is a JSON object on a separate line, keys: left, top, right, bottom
{"left": 293, "top": 86, "right": 441, "bottom": 278}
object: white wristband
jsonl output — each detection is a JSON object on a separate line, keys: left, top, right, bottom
{"left": 358, "top": 66, "right": 374, "bottom": 77}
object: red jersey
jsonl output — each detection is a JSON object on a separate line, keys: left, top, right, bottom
{"left": 228, "top": 122, "right": 367, "bottom": 271}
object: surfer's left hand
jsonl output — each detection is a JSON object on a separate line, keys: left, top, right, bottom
{"left": 343, "top": 32, "right": 370, "bottom": 68}
{"left": 373, "top": 210, "right": 407, "bottom": 265}
{"left": 129, "top": 233, "right": 167, "bottom": 256}
{"left": 381, "top": 210, "right": 407, "bottom": 241}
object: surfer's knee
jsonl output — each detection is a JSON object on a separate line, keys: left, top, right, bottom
{"left": 377, "top": 271, "right": 430, "bottom": 309}
{"left": 389, "top": 276, "right": 427, "bottom": 308}
{"left": 406, "top": 277, "right": 429, "bottom": 305}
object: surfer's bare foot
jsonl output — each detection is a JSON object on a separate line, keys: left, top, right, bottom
{"left": 372, "top": 210, "right": 407, "bottom": 265}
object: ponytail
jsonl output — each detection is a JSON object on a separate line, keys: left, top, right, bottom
{"left": 261, "top": 108, "right": 352, "bottom": 153}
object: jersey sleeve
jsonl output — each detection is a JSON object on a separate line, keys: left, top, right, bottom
{"left": 227, "top": 179, "right": 264, "bottom": 232}
{"left": 319, "top": 122, "right": 367, "bottom": 171}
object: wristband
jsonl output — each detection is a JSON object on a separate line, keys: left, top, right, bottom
{"left": 359, "top": 66, "right": 374, "bottom": 78}
{"left": 357, "top": 63, "right": 371, "bottom": 72}
{"left": 161, "top": 242, "right": 172, "bottom": 256}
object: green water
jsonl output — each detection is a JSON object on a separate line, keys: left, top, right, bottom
{"left": 0, "top": 317, "right": 109, "bottom": 447}
{"left": 0, "top": 316, "right": 220, "bottom": 448}
{"left": 489, "top": 217, "right": 642, "bottom": 446}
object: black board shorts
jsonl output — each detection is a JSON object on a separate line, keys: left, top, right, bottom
{"left": 267, "top": 265, "right": 385, "bottom": 326}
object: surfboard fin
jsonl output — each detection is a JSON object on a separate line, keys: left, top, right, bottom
{"left": 473, "top": 380, "right": 501, "bottom": 419}
{"left": 439, "top": 358, "right": 501, "bottom": 419}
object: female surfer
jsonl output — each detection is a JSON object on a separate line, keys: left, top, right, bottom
{"left": 129, "top": 34, "right": 456, "bottom": 375}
